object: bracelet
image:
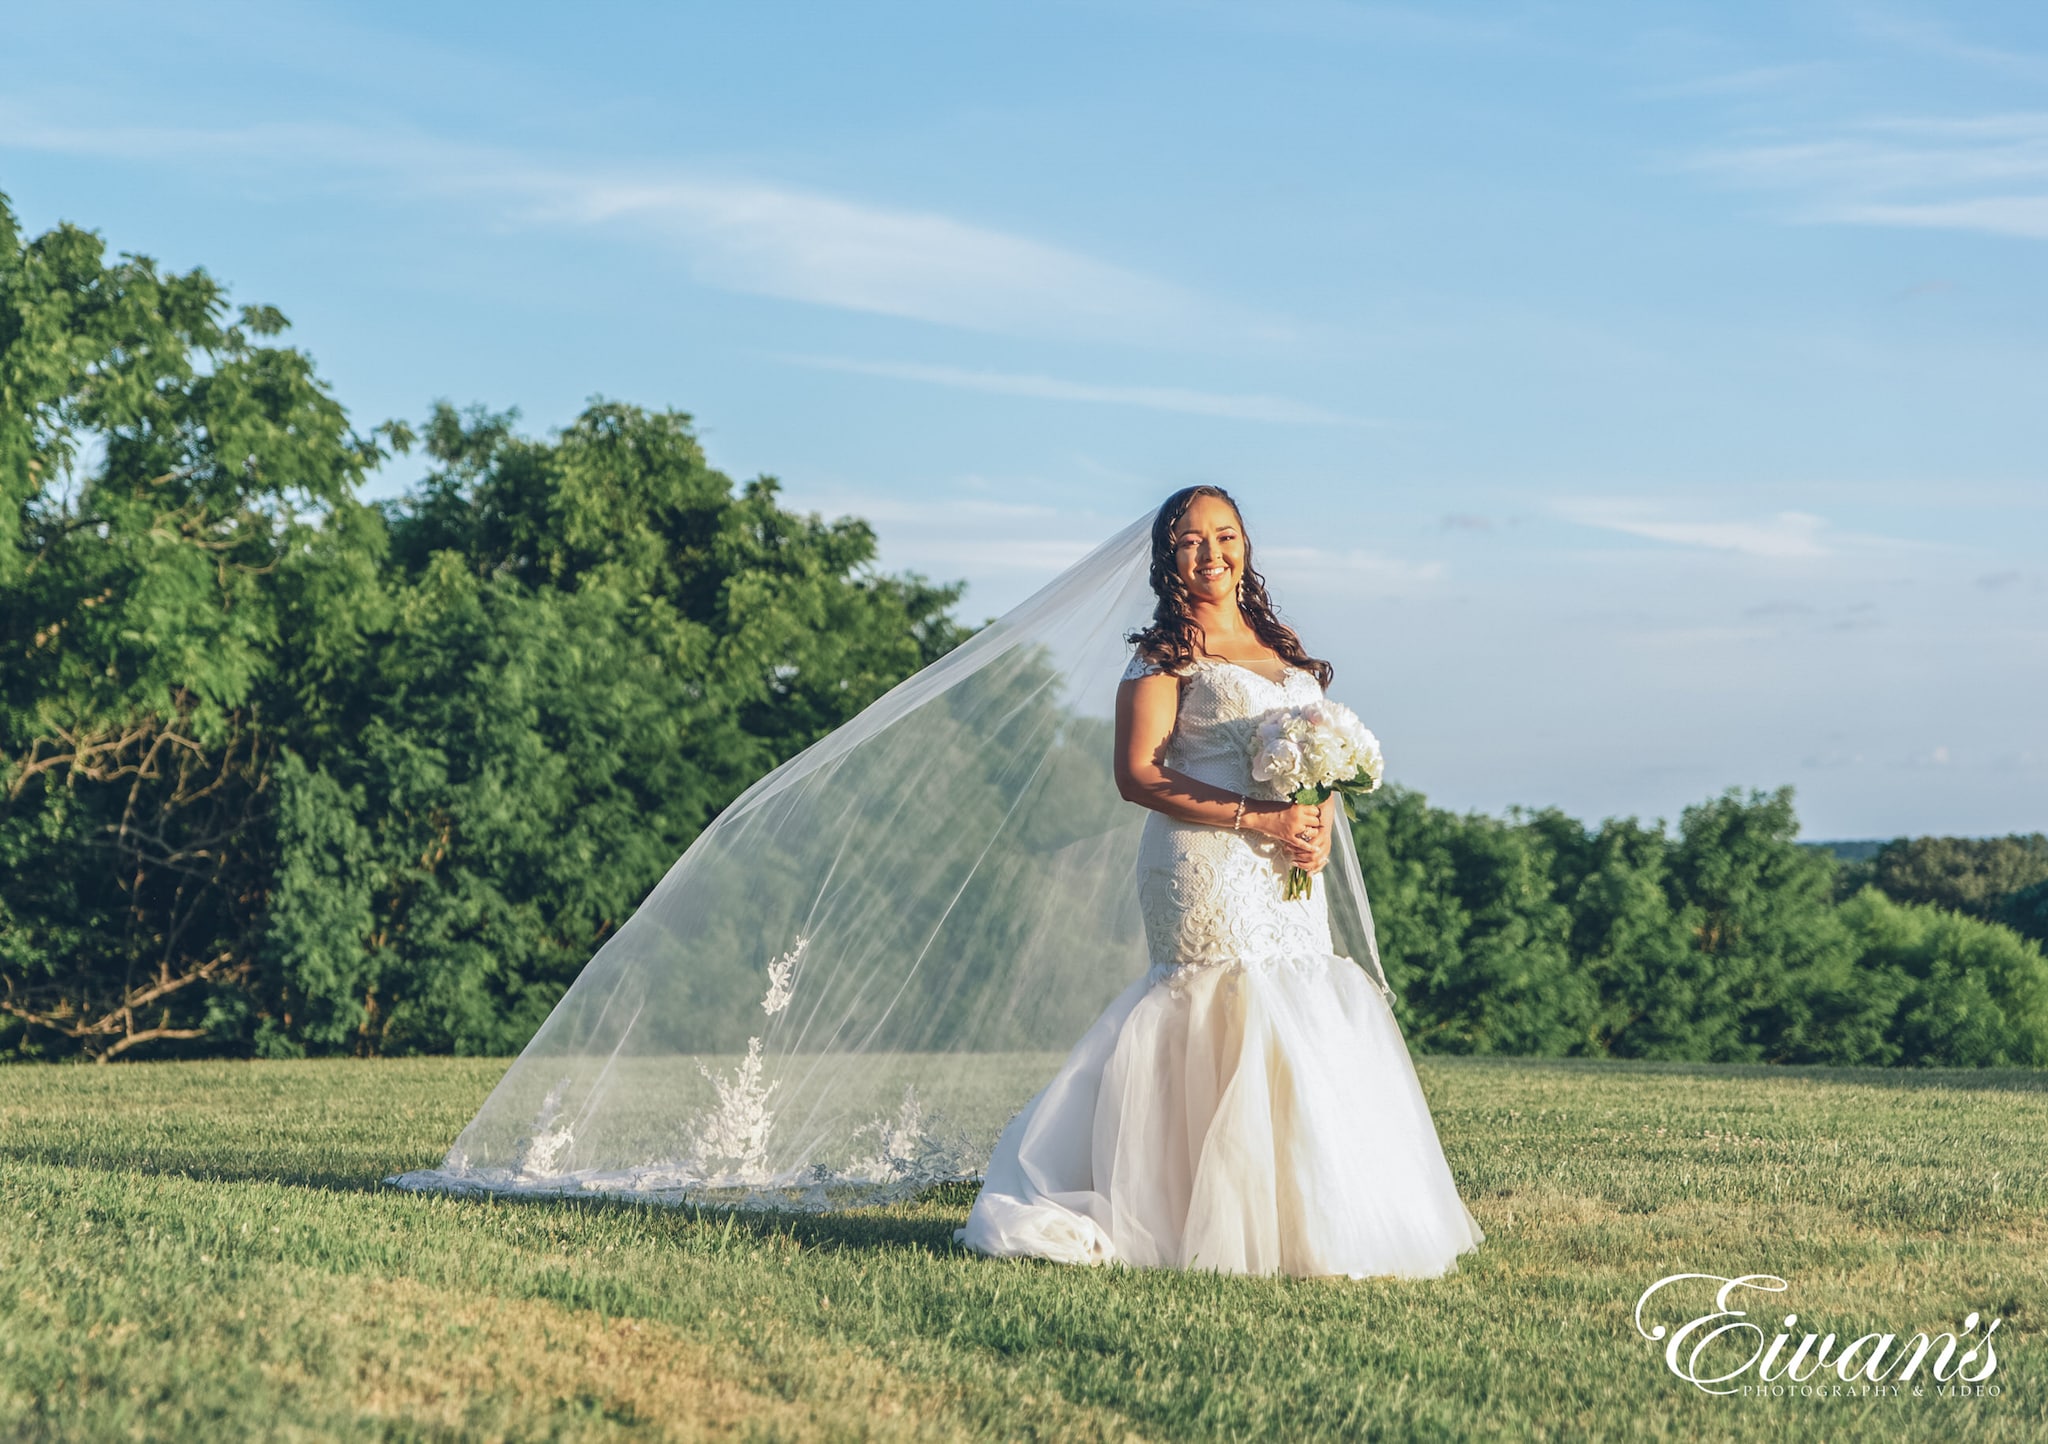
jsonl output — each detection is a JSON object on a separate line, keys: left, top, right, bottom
{"left": 1231, "top": 795, "right": 1247, "bottom": 831}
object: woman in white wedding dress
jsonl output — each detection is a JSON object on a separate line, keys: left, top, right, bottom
{"left": 958, "top": 487, "right": 1486, "bottom": 1279}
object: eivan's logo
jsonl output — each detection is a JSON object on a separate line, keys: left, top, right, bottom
{"left": 1633, "top": 1273, "right": 2002, "bottom": 1397}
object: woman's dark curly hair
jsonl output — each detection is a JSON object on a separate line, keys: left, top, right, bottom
{"left": 1126, "top": 485, "right": 1332, "bottom": 688}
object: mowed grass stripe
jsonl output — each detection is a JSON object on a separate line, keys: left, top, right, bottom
{"left": 1, "top": 1163, "right": 1146, "bottom": 1442}
{"left": 0, "top": 1257, "right": 1008, "bottom": 1442}
{"left": 0, "top": 1057, "right": 2042, "bottom": 1441}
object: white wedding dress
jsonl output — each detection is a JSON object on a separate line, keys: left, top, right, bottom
{"left": 956, "top": 654, "right": 1486, "bottom": 1278}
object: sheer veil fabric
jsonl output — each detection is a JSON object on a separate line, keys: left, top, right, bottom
{"left": 390, "top": 506, "right": 1481, "bottom": 1280}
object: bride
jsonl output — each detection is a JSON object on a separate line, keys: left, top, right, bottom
{"left": 394, "top": 484, "right": 1481, "bottom": 1284}
{"left": 957, "top": 486, "right": 1486, "bottom": 1279}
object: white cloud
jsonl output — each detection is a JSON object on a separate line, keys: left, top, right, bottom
{"left": 1827, "top": 195, "right": 2048, "bottom": 239}
{"left": 548, "top": 183, "right": 1208, "bottom": 339}
{"left": 1851, "top": 13, "right": 2048, "bottom": 82}
{"left": 1745, "top": 599, "right": 1817, "bottom": 618}
{"left": 1630, "top": 62, "right": 1839, "bottom": 102}
{"left": 1691, "top": 111, "right": 2048, "bottom": 241}
{"left": 0, "top": 105, "right": 1227, "bottom": 342}
{"left": 1256, "top": 544, "right": 1445, "bottom": 598}
{"left": 773, "top": 484, "right": 1146, "bottom": 629}
{"left": 777, "top": 355, "right": 1371, "bottom": 425}
{"left": 1560, "top": 502, "right": 1831, "bottom": 558}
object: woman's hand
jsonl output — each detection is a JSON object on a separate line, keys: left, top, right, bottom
{"left": 1247, "top": 800, "right": 1324, "bottom": 869}
{"left": 1305, "top": 796, "right": 1338, "bottom": 874}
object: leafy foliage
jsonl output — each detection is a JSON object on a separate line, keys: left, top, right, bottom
{"left": 0, "top": 198, "right": 405, "bottom": 1059}
{"left": 0, "top": 196, "right": 963, "bottom": 1060}
{"left": 1868, "top": 834, "right": 2048, "bottom": 918}
{"left": 1353, "top": 785, "right": 2048, "bottom": 1068}
{"left": 2000, "top": 880, "right": 2048, "bottom": 950}
{"left": 259, "top": 402, "right": 968, "bottom": 1059}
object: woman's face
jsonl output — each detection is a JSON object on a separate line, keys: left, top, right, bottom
{"left": 1171, "top": 494, "right": 1247, "bottom": 607}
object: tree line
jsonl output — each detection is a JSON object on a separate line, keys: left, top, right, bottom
{"left": 1352, "top": 790, "right": 2047, "bottom": 1066}
{"left": 4, "top": 196, "right": 2044, "bottom": 1066}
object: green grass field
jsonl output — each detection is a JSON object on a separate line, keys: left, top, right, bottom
{"left": 1, "top": 1056, "right": 2040, "bottom": 1442}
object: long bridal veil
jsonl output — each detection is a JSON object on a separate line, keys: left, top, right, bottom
{"left": 391, "top": 508, "right": 1393, "bottom": 1208}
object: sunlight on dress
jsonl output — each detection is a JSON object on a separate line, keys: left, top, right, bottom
{"left": 957, "top": 655, "right": 1486, "bottom": 1279}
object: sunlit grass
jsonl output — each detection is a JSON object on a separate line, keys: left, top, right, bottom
{"left": 1, "top": 1056, "right": 2041, "bottom": 1441}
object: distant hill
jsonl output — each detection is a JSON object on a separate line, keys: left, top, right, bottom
{"left": 1802, "top": 840, "right": 1892, "bottom": 862}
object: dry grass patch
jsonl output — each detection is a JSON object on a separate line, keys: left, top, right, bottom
{"left": 327, "top": 1275, "right": 971, "bottom": 1440}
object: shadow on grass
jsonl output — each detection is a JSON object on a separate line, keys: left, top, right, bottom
{"left": 0, "top": 1136, "right": 980, "bottom": 1257}
{"left": 1419, "top": 1053, "right": 2048, "bottom": 1094}
{"left": 389, "top": 1178, "right": 982, "bottom": 1259}
{"left": 663, "top": 1197, "right": 968, "bottom": 1257}
{"left": 0, "top": 1140, "right": 406, "bottom": 1195}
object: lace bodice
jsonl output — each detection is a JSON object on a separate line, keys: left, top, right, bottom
{"left": 1121, "top": 653, "right": 1327, "bottom": 797}
{"left": 1124, "top": 650, "right": 1340, "bottom": 990}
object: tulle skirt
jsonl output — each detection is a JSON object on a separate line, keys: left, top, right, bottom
{"left": 955, "top": 951, "right": 1486, "bottom": 1279}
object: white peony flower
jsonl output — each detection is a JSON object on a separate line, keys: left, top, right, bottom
{"left": 1249, "top": 700, "right": 1385, "bottom": 796}
{"left": 1243, "top": 698, "right": 1388, "bottom": 898}
{"left": 1252, "top": 736, "right": 1305, "bottom": 788}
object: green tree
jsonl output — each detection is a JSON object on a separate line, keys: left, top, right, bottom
{"left": 1664, "top": 787, "right": 1857, "bottom": 1063}
{"left": 1999, "top": 880, "right": 2048, "bottom": 950}
{"left": 1544, "top": 815, "right": 1706, "bottom": 1060}
{"left": 0, "top": 198, "right": 967, "bottom": 1061}
{"left": 1350, "top": 789, "right": 1596, "bottom": 1056}
{"left": 257, "top": 402, "right": 969, "bottom": 1056}
{"left": 1346, "top": 784, "right": 2023, "bottom": 1068}
{"left": 1870, "top": 834, "right": 2048, "bottom": 918}
{"left": 0, "top": 194, "right": 402, "bottom": 1059}
{"left": 1837, "top": 889, "right": 2048, "bottom": 1067}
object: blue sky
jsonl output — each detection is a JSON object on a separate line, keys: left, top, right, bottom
{"left": 4, "top": 1, "right": 2044, "bottom": 838}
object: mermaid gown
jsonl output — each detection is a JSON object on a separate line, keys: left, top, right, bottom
{"left": 955, "top": 654, "right": 1486, "bottom": 1278}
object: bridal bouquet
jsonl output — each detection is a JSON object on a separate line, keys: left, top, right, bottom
{"left": 1249, "top": 701, "right": 1385, "bottom": 901}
